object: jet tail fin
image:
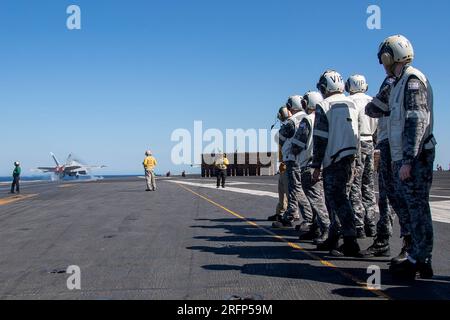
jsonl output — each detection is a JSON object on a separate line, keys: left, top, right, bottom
{"left": 50, "top": 152, "right": 60, "bottom": 167}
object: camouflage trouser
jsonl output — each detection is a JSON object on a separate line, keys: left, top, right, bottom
{"left": 323, "top": 156, "right": 356, "bottom": 238}
{"left": 392, "top": 160, "right": 413, "bottom": 237}
{"left": 395, "top": 149, "right": 435, "bottom": 263}
{"left": 276, "top": 171, "right": 289, "bottom": 215}
{"left": 350, "top": 141, "right": 377, "bottom": 232}
{"left": 301, "top": 168, "right": 330, "bottom": 232}
{"left": 376, "top": 139, "right": 401, "bottom": 237}
{"left": 284, "top": 161, "right": 313, "bottom": 223}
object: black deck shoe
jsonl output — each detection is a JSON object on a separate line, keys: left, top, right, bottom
{"left": 267, "top": 214, "right": 283, "bottom": 222}
{"left": 341, "top": 237, "right": 362, "bottom": 258}
{"left": 330, "top": 247, "right": 345, "bottom": 257}
{"left": 326, "top": 235, "right": 342, "bottom": 255}
{"left": 316, "top": 238, "right": 331, "bottom": 251}
{"left": 317, "top": 233, "right": 340, "bottom": 251}
{"left": 356, "top": 228, "right": 366, "bottom": 239}
{"left": 418, "top": 259, "right": 434, "bottom": 279}
{"left": 391, "top": 235, "right": 412, "bottom": 265}
{"left": 313, "top": 230, "right": 329, "bottom": 246}
{"left": 295, "top": 221, "right": 314, "bottom": 232}
{"left": 296, "top": 222, "right": 313, "bottom": 233}
{"left": 298, "top": 230, "right": 315, "bottom": 241}
{"left": 389, "top": 259, "right": 417, "bottom": 280}
{"left": 297, "top": 222, "right": 314, "bottom": 240}
{"left": 272, "top": 219, "right": 294, "bottom": 229}
{"left": 359, "top": 236, "right": 390, "bottom": 258}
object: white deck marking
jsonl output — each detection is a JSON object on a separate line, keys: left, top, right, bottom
{"left": 429, "top": 201, "right": 450, "bottom": 224}
{"left": 181, "top": 179, "right": 278, "bottom": 186}
{"left": 170, "top": 180, "right": 450, "bottom": 224}
{"left": 169, "top": 180, "right": 279, "bottom": 199}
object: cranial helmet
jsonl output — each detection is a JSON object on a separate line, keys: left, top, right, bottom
{"left": 378, "top": 35, "right": 414, "bottom": 67}
{"left": 302, "top": 91, "right": 324, "bottom": 111}
{"left": 345, "top": 74, "right": 369, "bottom": 94}
{"left": 316, "top": 70, "right": 345, "bottom": 96}
{"left": 286, "top": 95, "right": 304, "bottom": 112}
{"left": 277, "top": 106, "right": 290, "bottom": 121}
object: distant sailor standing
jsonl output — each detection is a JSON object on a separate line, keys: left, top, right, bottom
{"left": 11, "top": 162, "right": 21, "bottom": 194}
{"left": 215, "top": 153, "right": 229, "bottom": 188}
{"left": 143, "top": 151, "right": 157, "bottom": 191}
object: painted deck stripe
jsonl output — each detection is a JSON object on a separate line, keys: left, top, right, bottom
{"left": 170, "top": 180, "right": 450, "bottom": 224}
{"left": 0, "top": 194, "right": 38, "bottom": 206}
{"left": 176, "top": 183, "right": 391, "bottom": 300}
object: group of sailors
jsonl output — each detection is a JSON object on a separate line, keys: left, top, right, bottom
{"left": 270, "top": 34, "right": 436, "bottom": 280}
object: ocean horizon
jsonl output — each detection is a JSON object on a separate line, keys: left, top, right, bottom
{"left": 0, "top": 175, "right": 143, "bottom": 183}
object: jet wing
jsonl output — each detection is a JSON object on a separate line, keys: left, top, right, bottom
{"left": 84, "top": 165, "right": 107, "bottom": 169}
{"left": 64, "top": 166, "right": 82, "bottom": 172}
{"left": 36, "top": 167, "right": 58, "bottom": 173}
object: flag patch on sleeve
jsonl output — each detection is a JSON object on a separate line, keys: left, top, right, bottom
{"left": 408, "top": 81, "right": 420, "bottom": 90}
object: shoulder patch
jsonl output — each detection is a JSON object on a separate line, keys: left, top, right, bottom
{"left": 408, "top": 81, "right": 420, "bottom": 90}
{"left": 385, "top": 77, "right": 395, "bottom": 85}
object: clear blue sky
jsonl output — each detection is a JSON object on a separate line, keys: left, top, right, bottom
{"left": 1, "top": 0, "right": 449, "bottom": 175}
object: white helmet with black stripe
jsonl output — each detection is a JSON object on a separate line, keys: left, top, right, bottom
{"left": 277, "top": 105, "right": 289, "bottom": 122}
{"left": 286, "top": 95, "right": 304, "bottom": 112}
{"left": 302, "top": 91, "right": 323, "bottom": 111}
{"left": 378, "top": 34, "right": 414, "bottom": 67}
{"left": 316, "top": 70, "right": 345, "bottom": 96}
{"left": 345, "top": 74, "right": 369, "bottom": 94}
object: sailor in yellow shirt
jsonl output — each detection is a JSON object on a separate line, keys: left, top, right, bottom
{"left": 143, "top": 150, "right": 157, "bottom": 191}
{"left": 214, "top": 153, "right": 229, "bottom": 188}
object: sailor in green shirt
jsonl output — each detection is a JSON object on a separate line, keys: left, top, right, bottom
{"left": 11, "top": 162, "right": 21, "bottom": 194}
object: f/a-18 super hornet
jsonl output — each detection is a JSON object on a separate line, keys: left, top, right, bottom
{"left": 34, "top": 152, "right": 106, "bottom": 179}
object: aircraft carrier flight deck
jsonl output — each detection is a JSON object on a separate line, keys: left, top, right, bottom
{"left": 0, "top": 173, "right": 449, "bottom": 300}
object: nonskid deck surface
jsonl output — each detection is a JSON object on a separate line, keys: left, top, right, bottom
{"left": 0, "top": 174, "right": 449, "bottom": 300}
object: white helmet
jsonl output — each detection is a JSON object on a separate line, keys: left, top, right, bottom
{"left": 378, "top": 35, "right": 414, "bottom": 67}
{"left": 345, "top": 74, "right": 369, "bottom": 94}
{"left": 286, "top": 95, "right": 304, "bottom": 112}
{"left": 14, "top": 161, "right": 20, "bottom": 166}
{"left": 316, "top": 70, "right": 345, "bottom": 95}
{"left": 302, "top": 91, "right": 323, "bottom": 110}
{"left": 145, "top": 150, "right": 152, "bottom": 156}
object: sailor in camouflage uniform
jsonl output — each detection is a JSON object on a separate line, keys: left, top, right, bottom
{"left": 291, "top": 91, "right": 330, "bottom": 244}
{"left": 346, "top": 75, "right": 379, "bottom": 238}
{"left": 363, "top": 76, "right": 409, "bottom": 259}
{"left": 369, "top": 35, "right": 436, "bottom": 279}
{"left": 272, "top": 96, "right": 314, "bottom": 229}
{"left": 269, "top": 106, "right": 290, "bottom": 221}
{"left": 311, "top": 70, "right": 361, "bottom": 257}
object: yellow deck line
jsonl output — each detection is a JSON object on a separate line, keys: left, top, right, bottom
{"left": 0, "top": 194, "right": 38, "bottom": 206}
{"left": 177, "top": 183, "right": 391, "bottom": 300}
